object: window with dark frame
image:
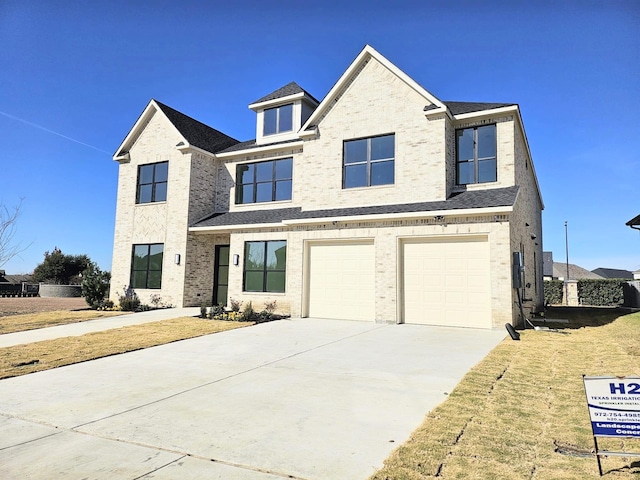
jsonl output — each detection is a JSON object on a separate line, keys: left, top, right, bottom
{"left": 456, "top": 124, "right": 497, "bottom": 185}
{"left": 235, "top": 158, "right": 292, "bottom": 204}
{"left": 343, "top": 134, "right": 394, "bottom": 189}
{"left": 243, "top": 240, "right": 286, "bottom": 293}
{"left": 136, "top": 161, "right": 168, "bottom": 204}
{"left": 130, "top": 244, "right": 163, "bottom": 289}
{"left": 263, "top": 104, "right": 293, "bottom": 136}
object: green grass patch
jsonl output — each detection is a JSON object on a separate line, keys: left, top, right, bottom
{"left": 371, "top": 308, "right": 640, "bottom": 479}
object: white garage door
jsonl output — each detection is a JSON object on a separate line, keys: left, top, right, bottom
{"left": 307, "top": 241, "right": 375, "bottom": 321}
{"left": 403, "top": 237, "right": 491, "bottom": 328}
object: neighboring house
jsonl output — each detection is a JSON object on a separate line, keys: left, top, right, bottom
{"left": 111, "top": 45, "right": 544, "bottom": 329}
{"left": 592, "top": 268, "right": 634, "bottom": 280}
{"left": 634, "top": 270, "right": 640, "bottom": 280}
{"left": 552, "top": 262, "right": 603, "bottom": 281}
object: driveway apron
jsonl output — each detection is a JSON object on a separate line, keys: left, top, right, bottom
{"left": 0, "top": 318, "right": 505, "bottom": 479}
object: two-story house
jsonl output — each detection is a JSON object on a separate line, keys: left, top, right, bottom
{"left": 111, "top": 45, "right": 543, "bottom": 329}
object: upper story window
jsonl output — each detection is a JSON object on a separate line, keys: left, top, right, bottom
{"left": 456, "top": 125, "right": 497, "bottom": 185}
{"left": 131, "top": 243, "right": 163, "bottom": 289}
{"left": 236, "top": 158, "right": 293, "bottom": 204}
{"left": 343, "top": 134, "right": 395, "bottom": 189}
{"left": 263, "top": 104, "right": 293, "bottom": 136}
{"left": 136, "top": 161, "right": 168, "bottom": 204}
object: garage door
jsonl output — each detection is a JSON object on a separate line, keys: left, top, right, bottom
{"left": 307, "top": 241, "right": 375, "bottom": 321}
{"left": 403, "top": 237, "right": 491, "bottom": 328}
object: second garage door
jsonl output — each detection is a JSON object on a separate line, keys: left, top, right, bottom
{"left": 403, "top": 236, "right": 491, "bottom": 328}
{"left": 307, "top": 241, "right": 375, "bottom": 321}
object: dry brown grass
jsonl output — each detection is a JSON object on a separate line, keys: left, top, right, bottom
{"left": 0, "top": 310, "right": 123, "bottom": 334}
{"left": 0, "top": 317, "right": 250, "bottom": 380}
{"left": 371, "top": 308, "right": 640, "bottom": 479}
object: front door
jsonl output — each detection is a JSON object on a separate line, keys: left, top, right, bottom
{"left": 213, "top": 245, "right": 230, "bottom": 306}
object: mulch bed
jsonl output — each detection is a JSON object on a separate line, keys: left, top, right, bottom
{"left": 0, "top": 297, "right": 89, "bottom": 317}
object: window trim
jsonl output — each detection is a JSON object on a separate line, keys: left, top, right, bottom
{"left": 455, "top": 124, "right": 497, "bottom": 185}
{"left": 136, "top": 161, "right": 168, "bottom": 204}
{"left": 235, "top": 158, "right": 293, "bottom": 205}
{"left": 342, "top": 133, "right": 395, "bottom": 189}
{"left": 263, "top": 103, "right": 294, "bottom": 136}
{"left": 242, "top": 240, "right": 287, "bottom": 293}
{"left": 130, "top": 243, "right": 164, "bottom": 290}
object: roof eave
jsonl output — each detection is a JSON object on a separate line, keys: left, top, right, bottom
{"left": 188, "top": 205, "right": 513, "bottom": 233}
{"left": 216, "top": 140, "right": 304, "bottom": 158}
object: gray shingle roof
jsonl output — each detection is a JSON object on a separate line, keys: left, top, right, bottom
{"left": 218, "top": 138, "right": 301, "bottom": 154}
{"left": 192, "top": 186, "right": 519, "bottom": 229}
{"left": 443, "top": 101, "right": 515, "bottom": 115}
{"left": 252, "top": 81, "right": 319, "bottom": 105}
{"left": 626, "top": 214, "right": 640, "bottom": 227}
{"left": 591, "top": 268, "right": 634, "bottom": 280}
{"left": 155, "top": 100, "right": 239, "bottom": 154}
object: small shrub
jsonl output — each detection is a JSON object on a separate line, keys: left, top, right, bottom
{"left": 119, "top": 286, "right": 141, "bottom": 312}
{"left": 81, "top": 262, "right": 111, "bottom": 309}
{"left": 200, "top": 302, "right": 209, "bottom": 319}
{"left": 264, "top": 300, "right": 277, "bottom": 314}
{"left": 240, "top": 301, "right": 254, "bottom": 322}
{"left": 208, "top": 304, "right": 225, "bottom": 319}
{"left": 229, "top": 298, "right": 242, "bottom": 312}
{"left": 149, "top": 294, "right": 162, "bottom": 308}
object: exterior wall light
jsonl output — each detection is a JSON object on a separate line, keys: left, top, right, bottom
{"left": 174, "top": 254, "right": 181, "bottom": 265}
{"left": 233, "top": 254, "right": 240, "bottom": 266}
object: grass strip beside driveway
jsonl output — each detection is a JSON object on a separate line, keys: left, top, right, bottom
{"left": 0, "top": 317, "right": 250, "bottom": 380}
{"left": 371, "top": 309, "right": 640, "bottom": 479}
{"left": 0, "top": 310, "right": 123, "bottom": 334}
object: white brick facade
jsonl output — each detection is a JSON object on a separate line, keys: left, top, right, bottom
{"left": 111, "top": 45, "right": 543, "bottom": 329}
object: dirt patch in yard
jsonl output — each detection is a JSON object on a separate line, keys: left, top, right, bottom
{"left": 0, "top": 297, "right": 88, "bottom": 316}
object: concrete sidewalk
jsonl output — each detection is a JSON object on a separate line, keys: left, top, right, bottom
{"left": 0, "top": 307, "right": 200, "bottom": 347}
{"left": 0, "top": 318, "right": 506, "bottom": 479}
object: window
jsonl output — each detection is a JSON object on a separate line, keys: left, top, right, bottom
{"left": 263, "top": 104, "right": 293, "bottom": 136}
{"left": 136, "top": 161, "right": 168, "bottom": 203}
{"left": 456, "top": 125, "right": 497, "bottom": 185}
{"left": 236, "top": 158, "right": 292, "bottom": 204}
{"left": 343, "top": 134, "right": 394, "bottom": 188}
{"left": 131, "top": 244, "right": 163, "bottom": 289}
{"left": 243, "top": 241, "right": 286, "bottom": 293}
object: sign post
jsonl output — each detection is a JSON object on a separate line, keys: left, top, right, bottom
{"left": 583, "top": 376, "right": 640, "bottom": 476}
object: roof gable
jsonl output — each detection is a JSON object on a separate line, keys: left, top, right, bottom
{"left": 113, "top": 100, "right": 238, "bottom": 160}
{"left": 301, "top": 45, "right": 446, "bottom": 133}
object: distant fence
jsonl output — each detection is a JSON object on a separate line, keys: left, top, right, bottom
{"left": 0, "top": 283, "right": 39, "bottom": 297}
{"left": 39, "top": 284, "right": 82, "bottom": 298}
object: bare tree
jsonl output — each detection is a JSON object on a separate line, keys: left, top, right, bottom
{"left": 0, "top": 200, "right": 27, "bottom": 268}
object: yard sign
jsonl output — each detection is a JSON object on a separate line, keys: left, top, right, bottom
{"left": 583, "top": 375, "right": 640, "bottom": 476}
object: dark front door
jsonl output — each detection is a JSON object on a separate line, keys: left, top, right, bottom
{"left": 213, "top": 245, "right": 230, "bottom": 306}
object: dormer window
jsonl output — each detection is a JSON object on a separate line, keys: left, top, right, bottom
{"left": 263, "top": 104, "right": 293, "bottom": 136}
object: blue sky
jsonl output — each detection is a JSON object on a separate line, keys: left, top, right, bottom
{"left": 0, "top": 0, "right": 638, "bottom": 274}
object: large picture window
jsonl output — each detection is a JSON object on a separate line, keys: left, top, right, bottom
{"left": 456, "top": 125, "right": 497, "bottom": 185}
{"left": 131, "top": 244, "right": 163, "bottom": 289}
{"left": 137, "top": 161, "right": 168, "bottom": 204}
{"left": 343, "top": 134, "right": 394, "bottom": 188}
{"left": 263, "top": 104, "right": 293, "bottom": 136}
{"left": 236, "top": 158, "right": 292, "bottom": 204}
{"left": 243, "top": 241, "right": 286, "bottom": 293}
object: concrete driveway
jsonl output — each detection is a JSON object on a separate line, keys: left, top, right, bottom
{"left": 0, "top": 318, "right": 505, "bottom": 479}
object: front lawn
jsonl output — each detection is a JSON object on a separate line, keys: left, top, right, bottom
{"left": 0, "top": 310, "right": 123, "bottom": 334}
{"left": 371, "top": 308, "right": 640, "bottom": 479}
{"left": 0, "top": 317, "right": 251, "bottom": 380}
